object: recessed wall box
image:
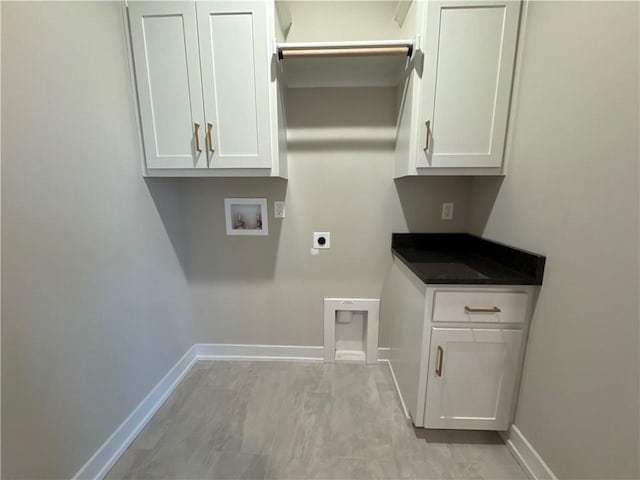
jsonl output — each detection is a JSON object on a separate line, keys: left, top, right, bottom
{"left": 224, "top": 198, "right": 268, "bottom": 236}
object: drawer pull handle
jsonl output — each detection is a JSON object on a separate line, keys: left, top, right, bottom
{"left": 435, "top": 345, "right": 444, "bottom": 377}
{"left": 464, "top": 306, "right": 501, "bottom": 314}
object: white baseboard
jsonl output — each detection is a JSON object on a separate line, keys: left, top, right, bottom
{"left": 73, "top": 343, "right": 395, "bottom": 480}
{"left": 377, "top": 346, "right": 390, "bottom": 360}
{"left": 501, "top": 424, "right": 557, "bottom": 480}
{"left": 195, "top": 343, "right": 324, "bottom": 362}
{"left": 378, "top": 357, "right": 410, "bottom": 419}
{"left": 195, "top": 344, "right": 391, "bottom": 363}
{"left": 72, "top": 345, "right": 198, "bottom": 480}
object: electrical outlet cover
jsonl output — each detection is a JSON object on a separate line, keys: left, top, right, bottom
{"left": 441, "top": 203, "right": 454, "bottom": 220}
{"left": 274, "top": 201, "right": 285, "bottom": 218}
{"left": 313, "top": 232, "right": 330, "bottom": 249}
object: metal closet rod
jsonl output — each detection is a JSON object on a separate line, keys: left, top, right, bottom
{"left": 278, "top": 44, "right": 413, "bottom": 60}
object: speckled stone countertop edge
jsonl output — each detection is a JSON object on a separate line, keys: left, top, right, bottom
{"left": 391, "top": 233, "right": 546, "bottom": 286}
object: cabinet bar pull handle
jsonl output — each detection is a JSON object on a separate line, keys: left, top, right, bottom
{"left": 423, "top": 120, "right": 431, "bottom": 151}
{"left": 436, "top": 345, "right": 444, "bottom": 377}
{"left": 464, "top": 306, "right": 502, "bottom": 313}
{"left": 206, "top": 123, "right": 214, "bottom": 154}
{"left": 194, "top": 123, "right": 202, "bottom": 153}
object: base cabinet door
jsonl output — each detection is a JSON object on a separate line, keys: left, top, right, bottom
{"left": 424, "top": 327, "right": 522, "bottom": 430}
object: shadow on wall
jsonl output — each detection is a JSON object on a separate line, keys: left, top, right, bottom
{"left": 176, "top": 177, "right": 289, "bottom": 284}
{"left": 285, "top": 87, "right": 397, "bottom": 152}
{"left": 468, "top": 176, "right": 504, "bottom": 235}
{"left": 144, "top": 177, "right": 190, "bottom": 275}
{"left": 394, "top": 176, "right": 474, "bottom": 232}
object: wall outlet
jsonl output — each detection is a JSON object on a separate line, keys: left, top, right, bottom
{"left": 313, "top": 232, "right": 330, "bottom": 249}
{"left": 274, "top": 201, "right": 285, "bottom": 218}
{"left": 441, "top": 202, "right": 454, "bottom": 220}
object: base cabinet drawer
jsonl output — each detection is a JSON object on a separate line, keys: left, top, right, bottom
{"left": 424, "top": 327, "right": 523, "bottom": 430}
{"left": 433, "top": 291, "right": 528, "bottom": 324}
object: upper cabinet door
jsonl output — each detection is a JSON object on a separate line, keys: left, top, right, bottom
{"left": 128, "top": 2, "right": 206, "bottom": 169}
{"left": 418, "top": 0, "right": 521, "bottom": 169}
{"left": 197, "top": 1, "right": 272, "bottom": 169}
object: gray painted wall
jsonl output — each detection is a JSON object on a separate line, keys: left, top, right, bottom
{"left": 1, "top": 3, "right": 194, "bottom": 478}
{"left": 470, "top": 2, "right": 639, "bottom": 478}
{"left": 182, "top": 87, "right": 472, "bottom": 347}
{"left": 6, "top": 2, "right": 637, "bottom": 479}
{"left": 0, "top": 4, "right": 473, "bottom": 477}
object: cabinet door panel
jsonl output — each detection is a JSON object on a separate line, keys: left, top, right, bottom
{"left": 197, "top": 1, "right": 272, "bottom": 168}
{"left": 424, "top": 327, "right": 522, "bottom": 430}
{"left": 128, "top": 2, "right": 206, "bottom": 169}
{"left": 419, "top": 1, "right": 520, "bottom": 168}
{"left": 388, "top": 258, "right": 429, "bottom": 426}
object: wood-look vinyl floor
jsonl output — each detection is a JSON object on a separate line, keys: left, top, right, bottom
{"left": 106, "top": 362, "right": 527, "bottom": 479}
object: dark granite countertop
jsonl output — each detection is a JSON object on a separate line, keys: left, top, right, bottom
{"left": 392, "top": 233, "right": 545, "bottom": 285}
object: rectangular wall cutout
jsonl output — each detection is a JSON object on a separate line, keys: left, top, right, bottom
{"left": 224, "top": 198, "right": 269, "bottom": 236}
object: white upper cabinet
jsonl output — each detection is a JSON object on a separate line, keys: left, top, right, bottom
{"left": 395, "top": 0, "right": 522, "bottom": 176}
{"left": 128, "top": 0, "right": 521, "bottom": 177}
{"left": 127, "top": 1, "right": 285, "bottom": 177}
{"left": 420, "top": 0, "right": 520, "bottom": 169}
{"left": 197, "top": 1, "right": 272, "bottom": 169}
{"left": 128, "top": 2, "right": 206, "bottom": 170}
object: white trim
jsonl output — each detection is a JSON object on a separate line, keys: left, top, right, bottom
{"left": 72, "top": 345, "right": 198, "bottom": 480}
{"left": 195, "top": 344, "right": 392, "bottom": 363}
{"left": 73, "top": 343, "right": 397, "bottom": 479}
{"left": 195, "top": 343, "right": 324, "bottom": 362}
{"left": 377, "top": 346, "right": 390, "bottom": 361}
{"left": 501, "top": 424, "right": 557, "bottom": 480}
{"left": 378, "top": 358, "right": 410, "bottom": 420}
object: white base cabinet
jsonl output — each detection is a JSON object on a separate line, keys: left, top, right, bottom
{"left": 388, "top": 257, "right": 537, "bottom": 430}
